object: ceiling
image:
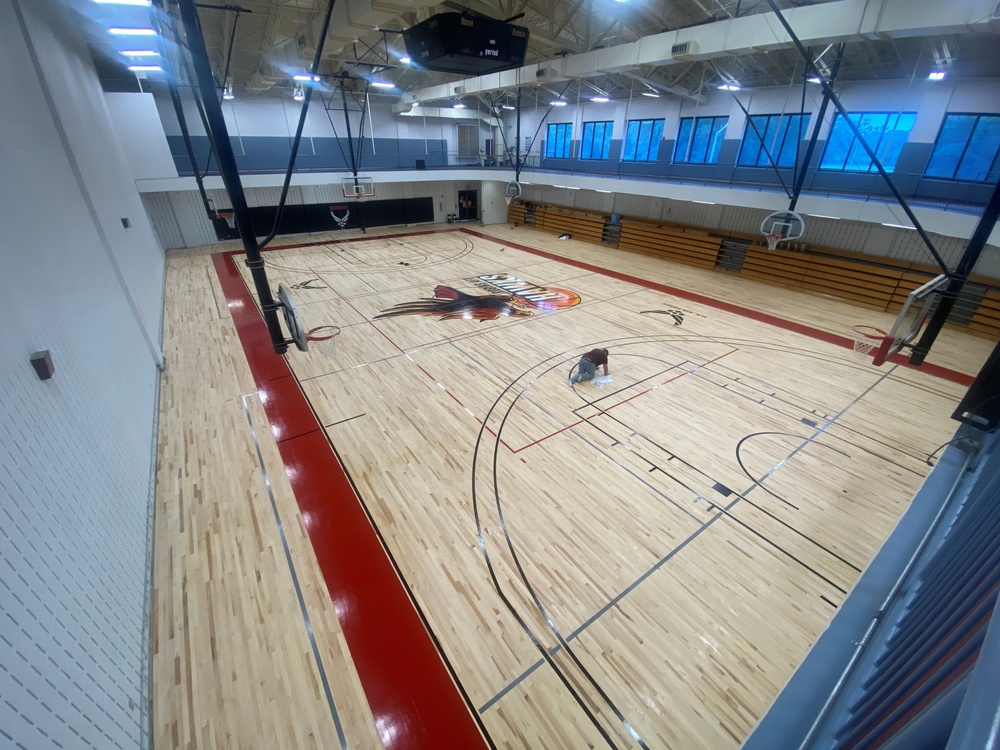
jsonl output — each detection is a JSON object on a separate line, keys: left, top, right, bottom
{"left": 64, "top": 0, "right": 1000, "bottom": 107}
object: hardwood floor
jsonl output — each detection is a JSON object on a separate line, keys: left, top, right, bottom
{"left": 153, "top": 225, "right": 994, "bottom": 749}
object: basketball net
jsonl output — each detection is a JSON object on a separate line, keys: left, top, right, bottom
{"left": 219, "top": 211, "right": 236, "bottom": 230}
{"left": 505, "top": 194, "right": 514, "bottom": 207}
{"left": 306, "top": 325, "right": 341, "bottom": 358}
{"left": 765, "top": 234, "right": 783, "bottom": 251}
{"left": 851, "top": 325, "right": 888, "bottom": 363}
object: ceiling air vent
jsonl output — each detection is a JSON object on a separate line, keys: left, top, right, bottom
{"left": 671, "top": 41, "right": 698, "bottom": 59}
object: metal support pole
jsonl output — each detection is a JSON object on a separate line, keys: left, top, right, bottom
{"left": 257, "top": 0, "right": 337, "bottom": 249}
{"left": 515, "top": 87, "right": 522, "bottom": 181}
{"left": 175, "top": 0, "right": 288, "bottom": 353}
{"left": 909, "top": 178, "right": 1000, "bottom": 364}
{"left": 789, "top": 44, "right": 844, "bottom": 211}
{"left": 763, "top": 0, "right": 949, "bottom": 274}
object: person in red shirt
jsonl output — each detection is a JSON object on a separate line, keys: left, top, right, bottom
{"left": 569, "top": 348, "right": 609, "bottom": 386}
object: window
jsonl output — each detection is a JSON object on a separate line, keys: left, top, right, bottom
{"left": 581, "top": 121, "right": 614, "bottom": 159}
{"left": 673, "top": 116, "right": 728, "bottom": 164}
{"left": 738, "top": 114, "right": 810, "bottom": 168}
{"left": 457, "top": 125, "right": 478, "bottom": 158}
{"left": 546, "top": 123, "right": 572, "bottom": 158}
{"left": 819, "top": 112, "right": 916, "bottom": 173}
{"left": 623, "top": 119, "right": 665, "bottom": 161}
{"left": 925, "top": 114, "right": 1000, "bottom": 182}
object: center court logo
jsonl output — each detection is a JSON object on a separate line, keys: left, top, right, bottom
{"left": 374, "top": 273, "right": 581, "bottom": 322}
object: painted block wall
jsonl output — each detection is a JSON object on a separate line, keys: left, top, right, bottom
{"left": 0, "top": 1, "right": 165, "bottom": 748}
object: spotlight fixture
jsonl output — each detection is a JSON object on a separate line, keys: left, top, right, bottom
{"left": 928, "top": 70, "right": 946, "bottom": 81}
{"left": 223, "top": 82, "right": 234, "bottom": 100}
{"left": 108, "top": 27, "right": 157, "bottom": 35}
{"left": 591, "top": 96, "right": 609, "bottom": 103}
{"left": 293, "top": 83, "right": 305, "bottom": 101}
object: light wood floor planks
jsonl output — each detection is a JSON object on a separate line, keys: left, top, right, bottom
{"left": 155, "top": 225, "right": 995, "bottom": 749}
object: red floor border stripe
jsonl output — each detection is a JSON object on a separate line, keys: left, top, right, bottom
{"left": 211, "top": 252, "right": 489, "bottom": 750}
{"left": 457, "top": 228, "right": 974, "bottom": 388}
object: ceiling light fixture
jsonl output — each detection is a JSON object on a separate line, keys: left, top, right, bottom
{"left": 120, "top": 49, "right": 158, "bottom": 57}
{"left": 400, "top": 56, "right": 411, "bottom": 64}
{"left": 717, "top": 83, "right": 741, "bottom": 91}
{"left": 94, "top": 0, "right": 151, "bottom": 5}
{"left": 807, "top": 75, "right": 822, "bottom": 84}
{"left": 108, "top": 27, "right": 157, "bottom": 35}
{"left": 928, "top": 70, "right": 946, "bottom": 81}
{"left": 550, "top": 100, "right": 567, "bottom": 106}
{"left": 591, "top": 96, "right": 609, "bottom": 103}
{"left": 293, "top": 74, "right": 313, "bottom": 81}
{"left": 501, "top": 105, "right": 515, "bottom": 110}
{"left": 128, "top": 64, "right": 162, "bottom": 72}
{"left": 371, "top": 81, "right": 395, "bottom": 88}
{"left": 453, "top": 102, "right": 466, "bottom": 109}
{"left": 223, "top": 82, "right": 235, "bottom": 100}
{"left": 641, "top": 90, "right": 660, "bottom": 98}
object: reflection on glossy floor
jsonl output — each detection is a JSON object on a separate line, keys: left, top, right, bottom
{"left": 155, "top": 224, "right": 993, "bottom": 749}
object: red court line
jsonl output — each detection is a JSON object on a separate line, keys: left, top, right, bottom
{"left": 211, "top": 253, "right": 488, "bottom": 750}
{"left": 458, "top": 229, "right": 974, "bottom": 387}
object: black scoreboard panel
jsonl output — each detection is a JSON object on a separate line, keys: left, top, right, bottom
{"left": 403, "top": 13, "right": 528, "bottom": 75}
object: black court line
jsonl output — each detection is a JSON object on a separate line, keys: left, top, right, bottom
{"left": 479, "top": 366, "right": 895, "bottom": 714}
{"left": 325, "top": 413, "right": 366, "bottom": 428}
{"left": 241, "top": 395, "right": 348, "bottom": 749}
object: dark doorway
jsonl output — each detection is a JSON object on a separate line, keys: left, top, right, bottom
{"left": 458, "top": 190, "right": 478, "bottom": 221}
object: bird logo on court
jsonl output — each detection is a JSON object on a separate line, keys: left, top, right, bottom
{"left": 641, "top": 309, "right": 685, "bottom": 326}
{"left": 374, "top": 285, "right": 533, "bottom": 322}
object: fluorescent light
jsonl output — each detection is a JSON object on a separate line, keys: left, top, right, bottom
{"left": 591, "top": 96, "right": 609, "bottom": 103}
{"left": 882, "top": 222, "right": 915, "bottom": 229}
{"left": 641, "top": 91, "right": 660, "bottom": 98}
{"left": 717, "top": 83, "right": 741, "bottom": 91}
{"left": 501, "top": 105, "right": 515, "bottom": 110}
{"left": 692, "top": 200, "right": 715, "bottom": 204}
{"left": 595, "top": 189, "right": 613, "bottom": 193}
{"left": 550, "top": 100, "right": 567, "bottom": 106}
{"left": 400, "top": 56, "right": 411, "bottom": 64}
{"left": 119, "top": 49, "right": 158, "bottom": 57}
{"left": 453, "top": 102, "right": 465, "bottom": 109}
{"left": 293, "top": 74, "right": 312, "bottom": 81}
{"left": 929, "top": 70, "right": 946, "bottom": 81}
{"left": 807, "top": 213, "right": 840, "bottom": 220}
{"left": 95, "top": 0, "right": 150, "bottom": 5}
{"left": 128, "top": 64, "right": 162, "bottom": 72}
{"left": 807, "top": 76, "right": 822, "bottom": 84}
{"left": 108, "top": 27, "right": 156, "bottom": 35}
{"left": 371, "top": 81, "right": 395, "bottom": 88}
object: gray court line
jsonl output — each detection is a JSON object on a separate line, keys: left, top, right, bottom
{"left": 206, "top": 267, "right": 224, "bottom": 319}
{"left": 479, "top": 365, "right": 897, "bottom": 714}
{"left": 241, "top": 395, "right": 349, "bottom": 749}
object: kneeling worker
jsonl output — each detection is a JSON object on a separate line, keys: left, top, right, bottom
{"left": 570, "top": 348, "right": 610, "bottom": 386}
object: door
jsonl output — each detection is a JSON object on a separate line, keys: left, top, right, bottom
{"left": 458, "top": 190, "right": 478, "bottom": 221}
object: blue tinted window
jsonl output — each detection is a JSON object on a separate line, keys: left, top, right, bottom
{"left": 743, "top": 113, "right": 814, "bottom": 168}
{"left": 674, "top": 116, "right": 729, "bottom": 164}
{"left": 581, "top": 121, "right": 613, "bottom": 159}
{"left": 622, "top": 119, "right": 664, "bottom": 161}
{"left": 819, "top": 111, "right": 916, "bottom": 172}
{"left": 546, "top": 123, "right": 572, "bottom": 158}
{"left": 926, "top": 114, "right": 1000, "bottom": 182}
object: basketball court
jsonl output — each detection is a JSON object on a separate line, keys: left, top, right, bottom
{"left": 154, "top": 223, "right": 992, "bottom": 748}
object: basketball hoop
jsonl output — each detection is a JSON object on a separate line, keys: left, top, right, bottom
{"left": 760, "top": 210, "right": 804, "bottom": 252}
{"left": 306, "top": 325, "right": 341, "bottom": 358}
{"left": 851, "top": 325, "right": 888, "bottom": 363}
{"left": 218, "top": 210, "right": 235, "bottom": 230}
{"left": 765, "top": 234, "right": 783, "bottom": 251}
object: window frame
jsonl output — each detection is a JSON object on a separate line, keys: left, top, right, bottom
{"left": 545, "top": 122, "right": 573, "bottom": 159}
{"left": 737, "top": 113, "right": 811, "bottom": 168}
{"left": 580, "top": 121, "right": 614, "bottom": 160}
{"left": 924, "top": 112, "right": 1000, "bottom": 182}
{"left": 818, "top": 111, "right": 917, "bottom": 174}
{"left": 673, "top": 115, "right": 729, "bottom": 165}
{"left": 622, "top": 118, "right": 665, "bottom": 162}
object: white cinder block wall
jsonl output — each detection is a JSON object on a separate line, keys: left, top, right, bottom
{"left": 0, "top": 1, "right": 165, "bottom": 748}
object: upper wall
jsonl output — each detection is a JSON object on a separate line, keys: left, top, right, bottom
{"left": 0, "top": 1, "right": 165, "bottom": 747}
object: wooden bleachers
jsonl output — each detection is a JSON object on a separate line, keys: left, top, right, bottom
{"left": 536, "top": 205, "right": 605, "bottom": 243}
{"left": 618, "top": 219, "right": 722, "bottom": 268}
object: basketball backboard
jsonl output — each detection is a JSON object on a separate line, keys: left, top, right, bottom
{"left": 871, "top": 273, "right": 949, "bottom": 366}
{"left": 760, "top": 210, "right": 805, "bottom": 250}
{"left": 277, "top": 284, "right": 309, "bottom": 352}
{"left": 342, "top": 176, "right": 375, "bottom": 199}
